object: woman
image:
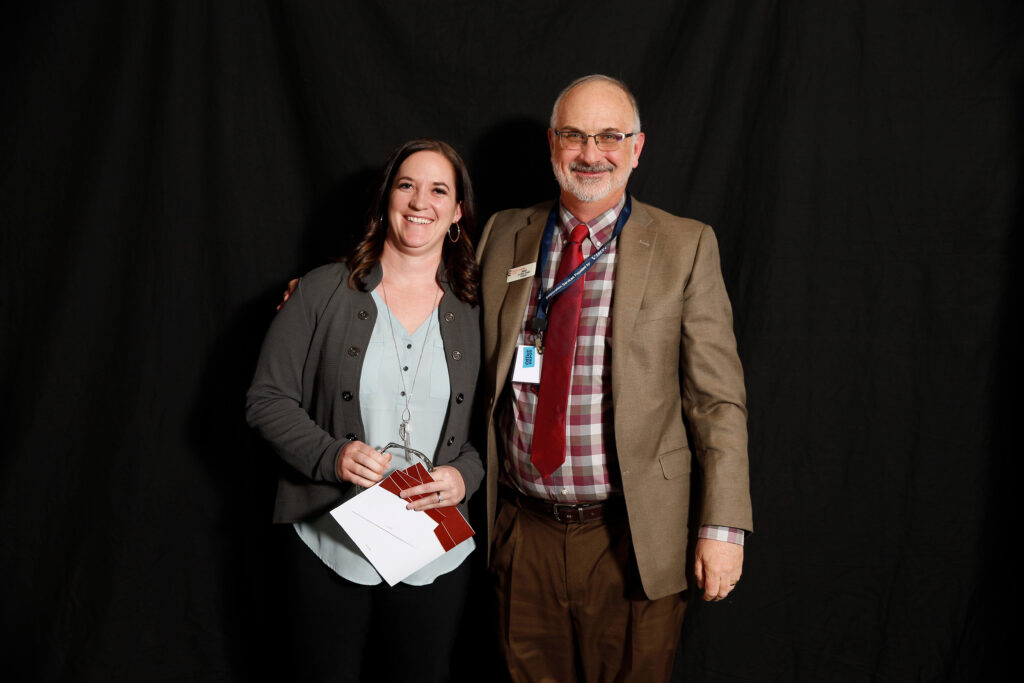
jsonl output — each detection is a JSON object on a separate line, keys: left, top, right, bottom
{"left": 246, "top": 139, "right": 483, "bottom": 682}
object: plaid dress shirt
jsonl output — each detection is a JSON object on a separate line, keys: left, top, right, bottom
{"left": 499, "top": 197, "right": 624, "bottom": 503}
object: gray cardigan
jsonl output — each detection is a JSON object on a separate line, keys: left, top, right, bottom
{"left": 246, "top": 261, "right": 483, "bottom": 523}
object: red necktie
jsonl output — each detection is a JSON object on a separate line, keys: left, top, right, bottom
{"left": 531, "top": 223, "right": 589, "bottom": 477}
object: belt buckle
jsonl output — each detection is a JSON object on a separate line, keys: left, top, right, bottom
{"left": 552, "top": 501, "right": 585, "bottom": 524}
{"left": 551, "top": 502, "right": 580, "bottom": 524}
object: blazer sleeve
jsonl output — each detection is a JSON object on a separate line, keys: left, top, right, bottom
{"left": 681, "top": 225, "right": 753, "bottom": 532}
{"left": 245, "top": 274, "right": 348, "bottom": 485}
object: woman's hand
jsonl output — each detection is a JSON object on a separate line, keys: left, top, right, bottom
{"left": 400, "top": 465, "right": 465, "bottom": 510}
{"left": 336, "top": 441, "right": 391, "bottom": 487}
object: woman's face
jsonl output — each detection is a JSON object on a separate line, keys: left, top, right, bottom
{"left": 385, "top": 150, "right": 463, "bottom": 258}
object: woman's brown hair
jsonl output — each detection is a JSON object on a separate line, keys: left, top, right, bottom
{"left": 347, "top": 139, "right": 480, "bottom": 305}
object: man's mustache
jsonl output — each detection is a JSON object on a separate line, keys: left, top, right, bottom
{"left": 569, "top": 161, "right": 614, "bottom": 173}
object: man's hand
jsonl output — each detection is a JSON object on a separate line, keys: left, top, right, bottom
{"left": 276, "top": 278, "right": 300, "bottom": 311}
{"left": 693, "top": 537, "right": 743, "bottom": 602}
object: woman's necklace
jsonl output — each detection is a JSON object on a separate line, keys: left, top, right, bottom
{"left": 379, "top": 281, "right": 441, "bottom": 448}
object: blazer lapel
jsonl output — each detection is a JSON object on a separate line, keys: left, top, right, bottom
{"left": 611, "top": 201, "right": 656, "bottom": 404}
{"left": 494, "top": 204, "right": 551, "bottom": 387}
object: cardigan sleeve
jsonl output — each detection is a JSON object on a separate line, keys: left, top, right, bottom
{"left": 246, "top": 272, "right": 349, "bottom": 484}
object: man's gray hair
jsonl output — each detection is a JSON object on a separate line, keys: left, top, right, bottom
{"left": 549, "top": 74, "right": 642, "bottom": 133}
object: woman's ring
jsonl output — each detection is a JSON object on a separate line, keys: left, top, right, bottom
{"left": 437, "top": 492, "right": 443, "bottom": 503}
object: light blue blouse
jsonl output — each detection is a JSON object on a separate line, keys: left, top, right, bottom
{"left": 293, "top": 289, "right": 474, "bottom": 585}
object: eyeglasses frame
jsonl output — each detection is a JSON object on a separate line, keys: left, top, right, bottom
{"left": 553, "top": 130, "right": 638, "bottom": 151}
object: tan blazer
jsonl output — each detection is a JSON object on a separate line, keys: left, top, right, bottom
{"left": 476, "top": 198, "right": 752, "bottom": 600}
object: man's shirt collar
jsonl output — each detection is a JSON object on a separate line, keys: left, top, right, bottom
{"left": 557, "top": 194, "right": 627, "bottom": 245}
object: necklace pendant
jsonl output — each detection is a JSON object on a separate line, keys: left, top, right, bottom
{"left": 399, "top": 420, "right": 409, "bottom": 443}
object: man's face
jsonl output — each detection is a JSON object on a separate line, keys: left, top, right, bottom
{"left": 548, "top": 81, "right": 645, "bottom": 205}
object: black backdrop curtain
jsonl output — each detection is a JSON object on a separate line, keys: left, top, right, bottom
{"left": 2, "top": 1, "right": 1020, "bottom": 680}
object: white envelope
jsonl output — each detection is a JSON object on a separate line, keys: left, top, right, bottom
{"left": 330, "top": 485, "right": 446, "bottom": 586}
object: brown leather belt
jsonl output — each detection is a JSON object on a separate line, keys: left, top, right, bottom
{"left": 501, "top": 486, "right": 624, "bottom": 524}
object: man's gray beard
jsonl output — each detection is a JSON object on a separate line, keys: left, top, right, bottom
{"left": 551, "top": 160, "right": 631, "bottom": 203}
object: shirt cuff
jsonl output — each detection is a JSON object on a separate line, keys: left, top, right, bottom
{"left": 698, "top": 525, "right": 745, "bottom": 546}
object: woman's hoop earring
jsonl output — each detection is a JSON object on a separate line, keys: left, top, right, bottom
{"left": 448, "top": 222, "right": 462, "bottom": 243}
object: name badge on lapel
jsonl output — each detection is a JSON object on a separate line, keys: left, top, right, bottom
{"left": 506, "top": 263, "right": 536, "bottom": 283}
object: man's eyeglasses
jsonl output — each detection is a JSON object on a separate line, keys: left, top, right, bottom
{"left": 554, "top": 130, "right": 638, "bottom": 151}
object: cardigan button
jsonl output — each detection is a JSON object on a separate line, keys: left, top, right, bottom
{"left": 456, "top": 393, "right": 464, "bottom": 404}
{"left": 357, "top": 310, "right": 369, "bottom": 320}
{"left": 451, "top": 350, "right": 462, "bottom": 361}
{"left": 444, "top": 312, "right": 455, "bottom": 322}
{"left": 347, "top": 346, "right": 360, "bottom": 357}
{"left": 345, "top": 433, "right": 357, "bottom": 441}
{"left": 342, "top": 391, "right": 353, "bottom": 401}
{"left": 447, "top": 436, "right": 455, "bottom": 446}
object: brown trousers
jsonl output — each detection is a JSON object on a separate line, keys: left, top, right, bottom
{"left": 492, "top": 497, "right": 687, "bottom": 683}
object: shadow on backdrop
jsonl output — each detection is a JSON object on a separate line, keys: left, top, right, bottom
{"left": 471, "top": 118, "right": 556, "bottom": 223}
{"left": 187, "top": 165, "right": 383, "bottom": 677}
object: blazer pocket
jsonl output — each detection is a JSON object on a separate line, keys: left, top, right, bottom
{"left": 659, "top": 447, "right": 692, "bottom": 479}
{"left": 636, "top": 300, "right": 684, "bottom": 324}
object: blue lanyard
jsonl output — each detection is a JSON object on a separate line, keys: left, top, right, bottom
{"left": 531, "top": 194, "right": 632, "bottom": 330}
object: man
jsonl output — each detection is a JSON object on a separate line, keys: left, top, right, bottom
{"left": 476, "top": 74, "right": 752, "bottom": 682}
